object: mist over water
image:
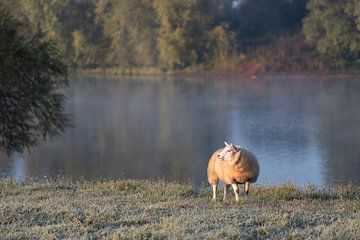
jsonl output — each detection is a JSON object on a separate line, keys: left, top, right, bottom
{"left": 1, "top": 75, "right": 359, "bottom": 187}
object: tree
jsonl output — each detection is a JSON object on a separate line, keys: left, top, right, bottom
{"left": 205, "top": 24, "right": 238, "bottom": 68}
{"left": 303, "top": 0, "right": 360, "bottom": 68}
{"left": 21, "top": 0, "right": 106, "bottom": 68}
{"left": 154, "top": 0, "right": 213, "bottom": 70}
{"left": 0, "top": 5, "right": 69, "bottom": 154}
{"left": 96, "top": 0, "right": 158, "bottom": 68}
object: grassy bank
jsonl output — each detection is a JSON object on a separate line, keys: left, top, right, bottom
{"left": 1, "top": 179, "right": 359, "bottom": 239}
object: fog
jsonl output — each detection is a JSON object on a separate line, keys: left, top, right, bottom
{"left": 1, "top": 75, "right": 359, "bottom": 187}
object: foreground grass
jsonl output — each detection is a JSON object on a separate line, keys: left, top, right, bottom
{"left": 0, "top": 179, "right": 359, "bottom": 239}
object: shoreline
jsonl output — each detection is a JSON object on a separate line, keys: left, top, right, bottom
{"left": 1, "top": 178, "right": 359, "bottom": 239}
{"left": 76, "top": 67, "right": 360, "bottom": 79}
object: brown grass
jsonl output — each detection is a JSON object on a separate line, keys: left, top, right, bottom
{"left": 0, "top": 178, "right": 359, "bottom": 239}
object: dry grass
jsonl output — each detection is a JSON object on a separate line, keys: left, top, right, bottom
{"left": 1, "top": 178, "right": 359, "bottom": 239}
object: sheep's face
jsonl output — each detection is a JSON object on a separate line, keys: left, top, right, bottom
{"left": 217, "top": 142, "right": 240, "bottom": 161}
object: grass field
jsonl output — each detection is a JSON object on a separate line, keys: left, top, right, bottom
{"left": 0, "top": 178, "right": 359, "bottom": 239}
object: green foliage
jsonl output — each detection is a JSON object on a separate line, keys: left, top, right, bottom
{"left": 154, "top": 0, "right": 212, "bottom": 70}
{"left": 206, "top": 24, "right": 239, "bottom": 69}
{"left": 303, "top": 0, "right": 360, "bottom": 69}
{"left": 96, "top": 0, "right": 158, "bottom": 68}
{"left": 21, "top": 0, "right": 106, "bottom": 68}
{"left": 0, "top": 5, "right": 69, "bottom": 154}
{"left": 9, "top": 0, "right": 360, "bottom": 72}
{"left": 3, "top": 0, "right": 310, "bottom": 72}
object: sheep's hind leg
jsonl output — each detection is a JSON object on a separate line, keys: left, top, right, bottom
{"left": 212, "top": 184, "right": 218, "bottom": 202}
{"left": 244, "top": 181, "right": 250, "bottom": 201}
{"left": 231, "top": 183, "right": 240, "bottom": 202}
{"left": 223, "top": 184, "right": 230, "bottom": 202}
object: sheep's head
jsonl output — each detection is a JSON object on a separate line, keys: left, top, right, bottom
{"left": 217, "top": 142, "right": 241, "bottom": 161}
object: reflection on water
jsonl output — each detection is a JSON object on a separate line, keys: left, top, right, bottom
{"left": 10, "top": 152, "right": 27, "bottom": 181}
{"left": 0, "top": 75, "right": 359, "bottom": 186}
{"left": 0, "top": 152, "right": 27, "bottom": 181}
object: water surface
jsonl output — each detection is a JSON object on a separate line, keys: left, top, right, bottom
{"left": 1, "top": 75, "right": 359, "bottom": 187}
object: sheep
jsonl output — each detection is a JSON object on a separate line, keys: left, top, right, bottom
{"left": 207, "top": 142, "right": 260, "bottom": 202}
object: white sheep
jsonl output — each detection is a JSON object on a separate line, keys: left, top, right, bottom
{"left": 207, "top": 142, "right": 260, "bottom": 202}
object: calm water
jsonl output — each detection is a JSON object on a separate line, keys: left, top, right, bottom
{"left": 1, "top": 75, "right": 360, "bottom": 187}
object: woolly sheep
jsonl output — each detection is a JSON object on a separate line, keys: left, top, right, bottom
{"left": 207, "top": 142, "right": 260, "bottom": 202}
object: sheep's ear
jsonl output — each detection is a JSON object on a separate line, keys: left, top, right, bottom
{"left": 224, "top": 141, "right": 229, "bottom": 146}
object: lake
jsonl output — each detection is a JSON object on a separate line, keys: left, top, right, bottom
{"left": 1, "top": 74, "right": 359, "bottom": 187}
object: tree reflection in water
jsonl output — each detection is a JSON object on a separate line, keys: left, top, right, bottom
{"left": 1, "top": 75, "right": 359, "bottom": 186}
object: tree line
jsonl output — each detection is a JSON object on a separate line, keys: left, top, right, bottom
{"left": 1, "top": 0, "right": 360, "bottom": 72}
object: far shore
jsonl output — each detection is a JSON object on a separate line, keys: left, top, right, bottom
{"left": 76, "top": 67, "right": 360, "bottom": 79}
{"left": 1, "top": 178, "right": 359, "bottom": 239}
